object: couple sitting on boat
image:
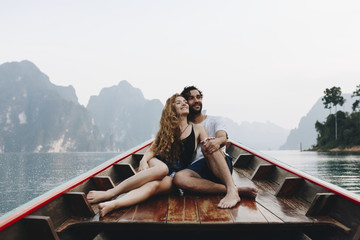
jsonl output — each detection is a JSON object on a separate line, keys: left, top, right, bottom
{"left": 87, "top": 86, "right": 258, "bottom": 217}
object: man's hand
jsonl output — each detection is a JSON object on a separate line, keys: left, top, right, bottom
{"left": 201, "top": 137, "right": 221, "bottom": 154}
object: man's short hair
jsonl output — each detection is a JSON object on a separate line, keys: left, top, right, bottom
{"left": 181, "top": 86, "right": 203, "bottom": 101}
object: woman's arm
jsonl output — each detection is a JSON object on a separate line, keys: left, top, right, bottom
{"left": 138, "top": 147, "right": 156, "bottom": 171}
{"left": 194, "top": 124, "right": 208, "bottom": 143}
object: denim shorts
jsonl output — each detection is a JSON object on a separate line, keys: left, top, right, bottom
{"left": 156, "top": 155, "right": 185, "bottom": 178}
{"left": 186, "top": 154, "right": 233, "bottom": 183}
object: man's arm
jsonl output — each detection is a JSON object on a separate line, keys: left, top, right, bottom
{"left": 202, "top": 130, "right": 228, "bottom": 154}
{"left": 215, "top": 130, "right": 228, "bottom": 148}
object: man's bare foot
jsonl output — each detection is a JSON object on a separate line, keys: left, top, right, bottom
{"left": 237, "top": 187, "right": 258, "bottom": 199}
{"left": 87, "top": 190, "right": 113, "bottom": 203}
{"left": 98, "top": 200, "right": 117, "bottom": 217}
{"left": 218, "top": 187, "right": 241, "bottom": 208}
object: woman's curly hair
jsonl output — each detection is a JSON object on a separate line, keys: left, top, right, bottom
{"left": 151, "top": 94, "right": 183, "bottom": 164}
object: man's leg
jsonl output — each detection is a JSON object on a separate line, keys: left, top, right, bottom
{"left": 174, "top": 167, "right": 258, "bottom": 197}
{"left": 203, "top": 149, "right": 240, "bottom": 208}
{"left": 174, "top": 157, "right": 257, "bottom": 208}
{"left": 174, "top": 168, "right": 228, "bottom": 194}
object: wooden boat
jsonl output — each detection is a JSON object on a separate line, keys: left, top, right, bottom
{"left": 1, "top": 139, "right": 360, "bottom": 240}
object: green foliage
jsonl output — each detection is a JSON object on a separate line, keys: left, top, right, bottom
{"left": 315, "top": 111, "right": 360, "bottom": 150}
{"left": 352, "top": 85, "right": 360, "bottom": 111}
{"left": 316, "top": 85, "right": 360, "bottom": 150}
{"left": 322, "top": 86, "right": 345, "bottom": 111}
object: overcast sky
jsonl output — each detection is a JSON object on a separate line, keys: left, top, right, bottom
{"left": 1, "top": 0, "right": 360, "bottom": 129}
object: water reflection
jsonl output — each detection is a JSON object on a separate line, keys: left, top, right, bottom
{"left": 262, "top": 150, "right": 360, "bottom": 195}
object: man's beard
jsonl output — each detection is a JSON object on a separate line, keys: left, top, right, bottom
{"left": 189, "top": 103, "right": 202, "bottom": 116}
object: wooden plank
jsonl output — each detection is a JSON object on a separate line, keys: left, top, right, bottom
{"left": 131, "top": 195, "right": 168, "bottom": 222}
{"left": 100, "top": 205, "right": 137, "bottom": 222}
{"left": 132, "top": 153, "right": 144, "bottom": 165}
{"left": 235, "top": 167, "right": 320, "bottom": 223}
{"left": 69, "top": 177, "right": 98, "bottom": 196}
{"left": 167, "top": 195, "right": 199, "bottom": 223}
{"left": 256, "top": 204, "right": 283, "bottom": 223}
{"left": 113, "top": 163, "right": 136, "bottom": 181}
{"left": 248, "top": 156, "right": 269, "bottom": 171}
{"left": 296, "top": 180, "right": 329, "bottom": 204}
{"left": 280, "top": 197, "right": 309, "bottom": 214}
{"left": 226, "top": 142, "right": 248, "bottom": 159}
{"left": 23, "top": 216, "right": 60, "bottom": 240}
{"left": 229, "top": 199, "right": 268, "bottom": 223}
{"left": 92, "top": 176, "right": 115, "bottom": 191}
{"left": 231, "top": 170, "right": 258, "bottom": 192}
{"left": 269, "top": 167, "right": 298, "bottom": 186}
{"left": 94, "top": 192, "right": 138, "bottom": 222}
{"left": 235, "top": 167, "right": 253, "bottom": 179}
{"left": 57, "top": 203, "right": 137, "bottom": 232}
{"left": 276, "top": 177, "right": 303, "bottom": 197}
{"left": 251, "top": 164, "right": 275, "bottom": 180}
{"left": 31, "top": 195, "right": 71, "bottom": 229}
{"left": 0, "top": 221, "right": 26, "bottom": 240}
{"left": 352, "top": 226, "right": 360, "bottom": 240}
{"left": 256, "top": 190, "right": 313, "bottom": 223}
{"left": 313, "top": 216, "right": 351, "bottom": 233}
{"left": 63, "top": 192, "right": 95, "bottom": 217}
{"left": 306, "top": 193, "right": 336, "bottom": 217}
{"left": 56, "top": 217, "right": 83, "bottom": 233}
{"left": 233, "top": 154, "right": 254, "bottom": 168}
{"left": 197, "top": 195, "right": 233, "bottom": 223}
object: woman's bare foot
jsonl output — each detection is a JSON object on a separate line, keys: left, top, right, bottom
{"left": 98, "top": 200, "right": 117, "bottom": 217}
{"left": 87, "top": 190, "right": 113, "bottom": 203}
{"left": 218, "top": 187, "right": 241, "bottom": 209}
{"left": 237, "top": 187, "right": 258, "bottom": 199}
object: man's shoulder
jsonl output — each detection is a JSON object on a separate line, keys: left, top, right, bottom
{"left": 205, "top": 115, "right": 224, "bottom": 123}
{"left": 192, "top": 122, "right": 205, "bottom": 130}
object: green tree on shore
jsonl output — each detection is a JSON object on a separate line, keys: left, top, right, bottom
{"left": 315, "top": 85, "right": 360, "bottom": 151}
{"left": 352, "top": 85, "right": 360, "bottom": 112}
{"left": 321, "top": 87, "right": 345, "bottom": 140}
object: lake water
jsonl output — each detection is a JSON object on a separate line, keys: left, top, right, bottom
{"left": 0, "top": 152, "right": 118, "bottom": 217}
{"left": 1, "top": 150, "right": 360, "bottom": 217}
{"left": 262, "top": 150, "right": 360, "bottom": 194}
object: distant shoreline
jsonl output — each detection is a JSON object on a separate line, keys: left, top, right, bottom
{"left": 307, "top": 146, "right": 360, "bottom": 152}
{"left": 328, "top": 146, "right": 360, "bottom": 152}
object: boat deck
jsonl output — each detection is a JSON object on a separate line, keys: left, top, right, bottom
{"left": 54, "top": 165, "right": 349, "bottom": 240}
{"left": 1, "top": 142, "right": 360, "bottom": 240}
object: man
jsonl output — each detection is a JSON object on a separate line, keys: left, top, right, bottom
{"left": 173, "top": 86, "right": 257, "bottom": 208}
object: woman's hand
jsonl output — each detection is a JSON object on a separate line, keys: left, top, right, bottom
{"left": 138, "top": 159, "right": 149, "bottom": 172}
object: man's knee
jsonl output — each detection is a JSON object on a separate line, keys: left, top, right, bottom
{"left": 202, "top": 146, "right": 222, "bottom": 161}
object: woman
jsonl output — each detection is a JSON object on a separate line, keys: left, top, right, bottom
{"left": 86, "top": 94, "right": 208, "bottom": 217}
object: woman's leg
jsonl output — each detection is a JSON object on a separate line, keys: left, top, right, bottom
{"left": 98, "top": 176, "right": 173, "bottom": 217}
{"left": 87, "top": 158, "right": 169, "bottom": 203}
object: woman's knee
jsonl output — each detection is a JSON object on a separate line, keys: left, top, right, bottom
{"left": 147, "top": 181, "right": 161, "bottom": 193}
{"left": 173, "top": 171, "right": 191, "bottom": 188}
{"left": 157, "top": 163, "right": 169, "bottom": 177}
{"left": 149, "top": 159, "right": 169, "bottom": 177}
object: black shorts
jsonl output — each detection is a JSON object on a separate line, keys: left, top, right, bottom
{"left": 186, "top": 154, "right": 233, "bottom": 183}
